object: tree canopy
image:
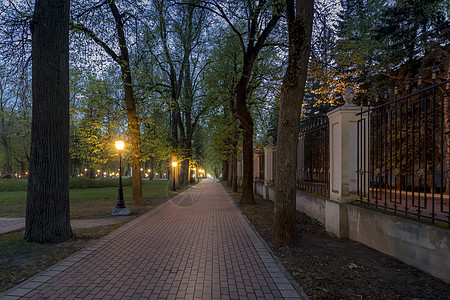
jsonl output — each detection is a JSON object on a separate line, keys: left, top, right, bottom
{"left": 0, "top": 0, "right": 447, "bottom": 201}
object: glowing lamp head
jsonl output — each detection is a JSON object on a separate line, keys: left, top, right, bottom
{"left": 115, "top": 140, "right": 125, "bottom": 150}
{"left": 172, "top": 161, "right": 177, "bottom": 167}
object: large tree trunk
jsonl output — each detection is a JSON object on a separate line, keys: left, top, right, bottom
{"left": 232, "top": 148, "right": 238, "bottom": 192}
{"left": 231, "top": 119, "right": 239, "bottom": 192}
{"left": 180, "top": 156, "right": 189, "bottom": 186}
{"left": 236, "top": 75, "right": 255, "bottom": 204}
{"left": 222, "top": 159, "right": 229, "bottom": 182}
{"left": 233, "top": 2, "right": 282, "bottom": 204}
{"left": 25, "top": 0, "right": 72, "bottom": 243}
{"left": 228, "top": 155, "right": 234, "bottom": 187}
{"left": 172, "top": 152, "right": 180, "bottom": 189}
{"left": 227, "top": 156, "right": 233, "bottom": 187}
{"left": 1, "top": 136, "right": 12, "bottom": 174}
{"left": 445, "top": 64, "right": 449, "bottom": 195}
{"left": 273, "top": 0, "right": 314, "bottom": 248}
{"left": 123, "top": 77, "right": 143, "bottom": 205}
{"left": 110, "top": 1, "right": 143, "bottom": 205}
{"left": 0, "top": 97, "right": 12, "bottom": 174}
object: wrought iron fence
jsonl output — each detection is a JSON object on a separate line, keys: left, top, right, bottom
{"left": 357, "top": 73, "right": 450, "bottom": 227}
{"left": 298, "top": 118, "right": 330, "bottom": 196}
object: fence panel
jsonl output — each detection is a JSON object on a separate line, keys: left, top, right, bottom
{"left": 357, "top": 77, "right": 450, "bottom": 227}
{"left": 298, "top": 118, "right": 330, "bottom": 196}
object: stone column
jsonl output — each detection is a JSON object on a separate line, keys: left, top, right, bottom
{"left": 237, "top": 158, "right": 243, "bottom": 186}
{"left": 297, "top": 133, "right": 305, "bottom": 187}
{"left": 264, "top": 143, "right": 275, "bottom": 200}
{"left": 253, "top": 152, "right": 258, "bottom": 192}
{"left": 326, "top": 86, "right": 368, "bottom": 237}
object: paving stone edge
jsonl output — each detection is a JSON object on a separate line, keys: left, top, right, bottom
{"left": 218, "top": 182, "right": 309, "bottom": 300}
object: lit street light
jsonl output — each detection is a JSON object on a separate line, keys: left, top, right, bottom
{"left": 112, "top": 140, "right": 130, "bottom": 216}
{"left": 172, "top": 161, "right": 177, "bottom": 191}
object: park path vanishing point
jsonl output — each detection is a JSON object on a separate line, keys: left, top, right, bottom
{"left": 1, "top": 179, "right": 305, "bottom": 300}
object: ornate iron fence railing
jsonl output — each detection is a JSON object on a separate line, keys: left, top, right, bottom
{"left": 298, "top": 118, "right": 330, "bottom": 196}
{"left": 357, "top": 76, "right": 450, "bottom": 227}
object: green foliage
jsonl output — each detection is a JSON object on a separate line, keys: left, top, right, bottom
{"left": 69, "top": 67, "right": 124, "bottom": 171}
{"left": 373, "top": 0, "right": 449, "bottom": 69}
{"left": 0, "top": 179, "right": 28, "bottom": 192}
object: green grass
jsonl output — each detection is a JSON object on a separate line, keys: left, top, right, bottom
{"left": 0, "top": 179, "right": 176, "bottom": 218}
{"left": 0, "top": 177, "right": 133, "bottom": 192}
{"left": 0, "top": 232, "right": 47, "bottom": 258}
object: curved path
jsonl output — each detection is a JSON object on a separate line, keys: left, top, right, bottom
{"left": 1, "top": 179, "right": 305, "bottom": 300}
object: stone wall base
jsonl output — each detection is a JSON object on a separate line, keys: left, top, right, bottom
{"left": 257, "top": 184, "right": 450, "bottom": 284}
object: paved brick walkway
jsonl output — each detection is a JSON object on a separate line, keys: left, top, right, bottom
{"left": 0, "top": 218, "right": 25, "bottom": 235}
{"left": 1, "top": 179, "right": 305, "bottom": 300}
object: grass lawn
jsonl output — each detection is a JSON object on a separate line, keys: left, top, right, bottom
{"left": 0, "top": 179, "right": 178, "bottom": 218}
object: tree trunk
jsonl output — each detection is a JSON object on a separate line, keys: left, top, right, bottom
{"left": 273, "top": 0, "right": 314, "bottom": 248}
{"left": 232, "top": 149, "right": 238, "bottom": 192}
{"left": 227, "top": 156, "right": 233, "bottom": 187}
{"left": 172, "top": 152, "right": 180, "bottom": 189}
{"left": 222, "top": 159, "right": 229, "bottom": 182}
{"left": 25, "top": 0, "right": 72, "bottom": 243}
{"left": 444, "top": 64, "right": 449, "bottom": 195}
{"left": 236, "top": 74, "right": 255, "bottom": 204}
{"left": 180, "top": 157, "right": 189, "bottom": 186}
{"left": 150, "top": 156, "right": 154, "bottom": 180}
{"left": 109, "top": 1, "right": 143, "bottom": 205}
{"left": 1, "top": 136, "right": 12, "bottom": 174}
{"left": 240, "top": 121, "right": 254, "bottom": 204}
{"left": 0, "top": 97, "right": 12, "bottom": 174}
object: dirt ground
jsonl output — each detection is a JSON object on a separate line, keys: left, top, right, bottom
{"left": 225, "top": 186, "right": 450, "bottom": 299}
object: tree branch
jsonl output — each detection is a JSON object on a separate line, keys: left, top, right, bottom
{"left": 70, "top": 22, "right": 120, "bottom": 63}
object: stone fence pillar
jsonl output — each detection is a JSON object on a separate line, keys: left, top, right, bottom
{"left": 326, "top": 86, "right": 368, "bottom": 237}
{"left": 264, "top": 144, "right": 276, "bottom": 199}
{"left": 237, "top": 158, "right": 243, "bottom": 186}
{"left": 296, "top": 134, "right": 305, "bottom": 187}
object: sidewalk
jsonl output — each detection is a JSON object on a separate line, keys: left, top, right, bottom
{"left": 1, "top": 179, "right": 305, "bottom": 299}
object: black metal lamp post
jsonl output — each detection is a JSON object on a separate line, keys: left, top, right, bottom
{"left": 172, "top": 161, "right": 177, "bottom": 191}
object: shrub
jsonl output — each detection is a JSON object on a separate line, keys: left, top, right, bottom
{"left": 0, "top": 179, "right": 28, "bottom": 192}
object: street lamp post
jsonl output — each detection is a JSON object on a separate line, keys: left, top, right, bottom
{"left": 172, "top": 161, "right": 177, "bottom": 191}
{"left": 112, "top": 140, "right": 130, "bottom": 216}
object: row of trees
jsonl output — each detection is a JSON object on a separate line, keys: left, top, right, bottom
{"left": 1, "top": 0, "right": 447, "bottom": 245}
{"left": 0, "top": 0, "right": 311, "bottom": 245}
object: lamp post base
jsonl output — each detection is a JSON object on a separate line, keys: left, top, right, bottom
{"left": 111, "top": 207, "right": 130, "bottom": 216}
